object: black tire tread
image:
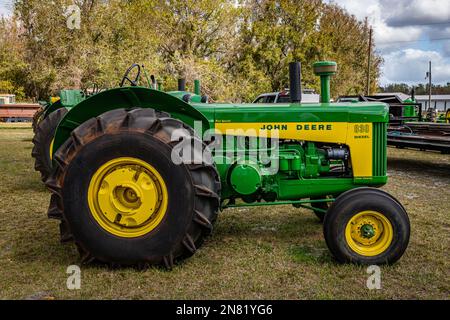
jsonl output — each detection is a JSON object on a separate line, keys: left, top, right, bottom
{"left": 32, "top": 108, "right": 68, "bottom": 182}
{"left": 45, "top": 108, "right": 220, "bottom": 268}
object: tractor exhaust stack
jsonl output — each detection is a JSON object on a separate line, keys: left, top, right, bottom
{"left": 289, "top": 62, "right": 302, "bottom": 103}
{"left": 178, "top": 79, "right": 186, "bottom": 91}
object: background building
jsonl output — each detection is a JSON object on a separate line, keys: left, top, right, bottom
{"left": 0, "top": 94, "right": 15, "bottom": 105}
{"left": 415, "top": 95, "right": 450, "bottom": 111}
{"left": 376, "top": 93, "right": 450, "bottom": 111}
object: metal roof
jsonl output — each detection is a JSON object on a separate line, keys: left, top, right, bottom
{"left": 375, "top": 92, "right": 410, "bottom": 101}
{"left": 415, "top": 95, "right": 450, "bottom": 101}
{"left": 376, "top": 93, "right": 450, "bottom": 101}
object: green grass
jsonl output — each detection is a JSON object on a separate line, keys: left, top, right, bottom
{"left": 0, "top": 127, "right": 449, "bottom": 300}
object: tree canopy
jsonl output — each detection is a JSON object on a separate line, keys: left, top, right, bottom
{"left": 0, "top": 0, "right": 381, "bottom": 102}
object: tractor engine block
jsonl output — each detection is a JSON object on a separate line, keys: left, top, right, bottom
{"left": 215, "top": 140, "right": 350, "bottom": 203}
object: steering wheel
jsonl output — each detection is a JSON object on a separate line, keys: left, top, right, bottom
{"left": 120, "top": 64, "right": 141, "bottom": 87}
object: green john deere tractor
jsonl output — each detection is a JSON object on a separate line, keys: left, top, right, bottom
{"left": 38, "top": 61, "right": 410, "bottom": 268}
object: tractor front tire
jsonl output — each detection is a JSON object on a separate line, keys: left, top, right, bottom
{"left": 323, "top": 188, "right": 410, "bottom": 265}
{"left": 45, "top": 108, "right": 220, "bottom": 268}
{"left": 32, "top": 108, "right": 67, "bottom": 182}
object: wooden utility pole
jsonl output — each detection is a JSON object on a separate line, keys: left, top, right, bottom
{"left": 428, "top": 61, "right": 432, "bottom": 110}
{"left": 366, "top": 27, "right": 373, "bottom": 96}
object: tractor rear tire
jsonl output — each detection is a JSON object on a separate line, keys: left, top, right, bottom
{"left": 32, "top": 108, "right": 67, "bottom": 182}
{"left": 45, "top": 108, "right": 221, "bottom": 268}
{"left": 323, "top": 188, "right": 410, "bottom": 265}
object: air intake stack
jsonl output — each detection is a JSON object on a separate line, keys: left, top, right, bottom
{"left": 194, "top": 79, "right": 201, "bottom": 95}
{"left": 313, "top": 61, "right": 337, "bottom": 103}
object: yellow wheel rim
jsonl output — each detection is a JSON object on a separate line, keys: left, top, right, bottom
{"left": 49, "top": 137, "right": 55, "bottom": 161}
{"left": 88, "top": 157, "right": 168, "bottom": 238}
{"left": 345, "top": 211, "right": 393, "bottom": 257}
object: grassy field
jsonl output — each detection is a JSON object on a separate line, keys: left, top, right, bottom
{"left": 0, "top": 124, "right": 448, "bottom": 300}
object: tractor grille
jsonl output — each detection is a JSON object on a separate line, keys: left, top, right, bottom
{"left": 373, "top": 122, "right": 387, "bottom": 177}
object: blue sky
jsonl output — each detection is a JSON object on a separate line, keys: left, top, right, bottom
{"left": 1, "top": 0, "right": 450, "bottom": 85}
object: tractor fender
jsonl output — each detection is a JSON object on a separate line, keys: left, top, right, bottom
{"left": 43, "top": 99, "right": 65, "bottom": 118}
{"left": 43, "top": 89, "right": 87, "bottom": 118}
{"left": 52, "top": 86, "right": 210, "bottom": 156}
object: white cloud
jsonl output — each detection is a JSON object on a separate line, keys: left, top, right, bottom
{"left": 328, "top": 0, "right": 380, "bottom": 21}
{"left": 383, "top": 0, "right": 450, "bottom": 27}
{"left": 328, "top": 0, "right": 423, "bottom": 46}
{"left": 382, "top": 49, "right": 450, "bottom": 84}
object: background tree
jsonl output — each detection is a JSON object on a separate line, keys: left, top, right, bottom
{"left": 0, "top": 15, "right": 27, "bottom": 100}
{"left": 0, "top": 0, "right": 383, "bottom": 102}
